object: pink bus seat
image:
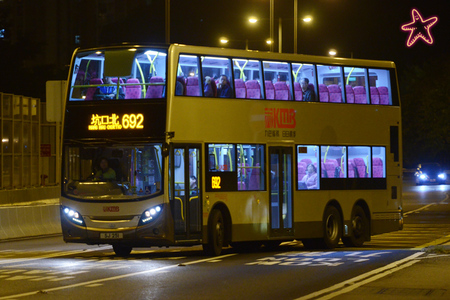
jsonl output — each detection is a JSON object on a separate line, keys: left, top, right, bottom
{"left": 373, "top": 157, "right": 384, "bottom": 178}
{"left": 353, "top": 157, "right": 368, "bottom": 178}
{"left": 248, "top": 163, "right": 261, "bottom": 190}
{"left": 234, "top": 79, "right": 246, "bottom": 98}
{"left": 346, "top": 85, "right": 355, "bottom": 103}
{"left": 245, "top": 80, "right": 262, "bottom": 99}
{"left": 265, "top": 81, "right": 275, "bottom": 100}
{"left": 294, "top": 82, "right": 302, "bottom": 101}
{"left": 85, "top": 78, "right": 103, "bottom": 101}
{"left": 125, "top": 78, "right": 142, "bottom": 99}
{"left": 370, "top": 86, "right": 380, "bottom": 105}
{"left": 354, "top": 86, "right": 367, "bottom": 104}
{"left": 274, "top": 82, "right": 290, "bottom": 100}
{"left": 378, "top": 86, "right": 389, "bottom": 105}
{"left": 328, "top": 84, "right": 342, "bottom": 103}
{"left": 145, "top": 76, "right": 164, "bottom": 98}
{"left": 185, "top": 77, "right": 200, "bottom": 96}
{"left": 319, "top": 84, "right": 329, "bottom": 102}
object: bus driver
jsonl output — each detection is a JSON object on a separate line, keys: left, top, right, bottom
{"left": 94, "top": 158, "right": 116, "bottom": 181}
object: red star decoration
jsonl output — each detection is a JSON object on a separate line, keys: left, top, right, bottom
{"left": 401, "top": 9, "right": 438, "bottom": 47}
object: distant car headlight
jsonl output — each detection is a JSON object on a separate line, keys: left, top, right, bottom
{"left": 438, "top": 173, "right": 446, "bottom": 180}
{"left": 62, "top": 206, "right": 85, "bottom": 226}
{"left": 139, "top": 205, "right": 162, "bottom": 225}
{"left": 419, "top": 174, "right": 427, "bottom": 180}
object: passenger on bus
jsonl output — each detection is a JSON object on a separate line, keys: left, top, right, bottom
{"left": 300, "top": 164, "right": 318, "bottom": 189}
{"left": 94, "top": 158, "right": 116, "bottom": 181}
{"left": 217, "top": 75, "right": 232, "bottom": 98}
{"left": 204, "top": 76, "right": 215, "bottom": 97}
{"left": 300, "top": 78, "right": 316, "bottom": 102}
{"left": 94, "top": 77, "right": 125, "bottom": 100}
{"left": 190, "top": 175, "right": 198, "bottom": 196}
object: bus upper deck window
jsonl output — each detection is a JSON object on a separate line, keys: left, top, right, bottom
{"left": 368, "top": 69, "right": 391, "bottom": 105}
{"left": 317, "top": 65, "right": 345, "bottom": 103}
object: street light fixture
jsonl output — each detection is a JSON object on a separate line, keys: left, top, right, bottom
{"left": 249, "top": 17, "right": 258, "bottom": 24}
{"left": 220, "top": 37, "right": 229, "bottom": 44}
{"left": 303, "top": 16, "right": 312, "bottom": 22}
{"left": 329, "top": 49, "right": 337, "bottom": 56}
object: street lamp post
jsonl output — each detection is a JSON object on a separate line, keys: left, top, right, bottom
{"left": 165, "top": 0, "right": 170, "bottom": 44}
{"left": 294, "top": 0, "right": 297, "bottom": 54}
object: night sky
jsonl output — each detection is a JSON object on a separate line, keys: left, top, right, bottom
{"left": 167, "top": 0, "right": 449, "bottom": 71}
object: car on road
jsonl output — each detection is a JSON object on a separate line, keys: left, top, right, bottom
{"left": 415, "top": 163, "right": 447, "bottom": 185}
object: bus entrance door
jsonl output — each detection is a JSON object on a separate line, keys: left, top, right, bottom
{"left": 170, "top": 145, "right": 202, "bottom": 241}
{"left": 269, "top": 147, "right": 294, "bottom": 237}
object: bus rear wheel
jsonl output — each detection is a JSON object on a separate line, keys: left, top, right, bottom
{"left": 321, "top": 206, "right": 342, "bottom": 249}
{"left": 343, "top": 206, "right": 368, "bottom": 247}
{"left": 203, "top": 209, "right": 225, "bottom": 256}
{"left": 113, "top": 244, "right": 132, "bottom": 256}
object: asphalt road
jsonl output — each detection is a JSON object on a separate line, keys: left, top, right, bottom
{"left": 0, "top": 181, "right": 449, "bottom": 300}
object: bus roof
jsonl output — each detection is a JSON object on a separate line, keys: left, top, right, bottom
{"left": 72, "top": 43, "right": 396, "bottom": 70}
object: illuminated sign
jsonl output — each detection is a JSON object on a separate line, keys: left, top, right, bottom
{"left": 265, "top": 108, "right": 296, "bottom": 129}
{"left": 401, "top": 9, "right": 438, "bottom": 47}
{"left": 211, "top": 176, "right": 221, "bottom": 189}
{"left": 88, "top": 113, "right": 144, "bottom": 131}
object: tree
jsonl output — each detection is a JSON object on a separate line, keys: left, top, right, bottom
{"left": 400, "top": 55, "right": 450, "bottom": 168}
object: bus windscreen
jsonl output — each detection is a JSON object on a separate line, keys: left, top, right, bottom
{"left": 64, "top": 144, "right": 163, "bottom": 200}
{"left": 69, "top": 48, "right": 167, "bottom": 101}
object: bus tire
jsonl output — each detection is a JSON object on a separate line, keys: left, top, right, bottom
{"left": 321, "top": 205, "right": 342, "bottom": 249}
{"left": 342, "top": 205, "right": 368, "bottom": 247}
{"left": 203, "top": 209, "right": 225, "bottom": 256}
{"left": 113, "top": 244, "right": 132, "bottom": 256}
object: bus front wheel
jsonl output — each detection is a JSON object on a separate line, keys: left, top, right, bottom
{"left": 113, "top": 244, "right": 132, "bottom": 256}
{"left": 203, "top": 209, "right": 225, "bottom": 256}
{"left": 342, "top": 205, "right": 368, "bottom": 247}
{"left": 321, "top": 206, "right": 342, "bottom": 249}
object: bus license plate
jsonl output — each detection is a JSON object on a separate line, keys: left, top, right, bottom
{"left": 100, "top": 233, "right": 123, "bottom": 239}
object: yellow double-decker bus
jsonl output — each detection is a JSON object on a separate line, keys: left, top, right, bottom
{"left": 61, "top": 44, "right": 403, "bottom": 256}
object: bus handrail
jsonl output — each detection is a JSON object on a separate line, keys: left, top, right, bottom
{"left": 174, "top": 197, "right": 184, "bottom": 221}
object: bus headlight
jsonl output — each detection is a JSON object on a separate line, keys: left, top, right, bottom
{"left": 438, "top": 173, "right": 446, "bottom": 180}
{"left": 139, "top": 205, "right": 162, "bottom": 225}
{"left": 62, "top": 206, "right": 85, "bottom": 226}
{"left": 419, "top": 174, "right": 427, "bottom": 180}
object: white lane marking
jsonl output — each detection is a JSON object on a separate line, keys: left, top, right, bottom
{"left": 0, "top": 253, "right": 237, "bottom": 299}
{"left": 0, "top": 246, "right": 110, "bottom": 266}
{"left": 85, "top": 284, "right": 103, "bottom": 288}
{"left": 6, "top": 275, "right": 40, "bottom": 281}
{"left": 293, "top": 251, "right": 424, "bottom": 300}
{"left": 0, "top": 270, "right": 26, "bottom": 274}
{"left": 403, "top": 203, "right": 436, "bottom": 216}
{"left": 247, "top": 251, "right": 391, "bottom": 267}
{"left": 315, "top": 260, "right": 420, "bottom": 300}
{"left": 29, "top": 276, "right": 58, "bottom": 282}
{"left": 49, "top": 276, "right": 75, "bottom": 282}
{"left": 412, "top": 234, "right": 450, "bottom": 250}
